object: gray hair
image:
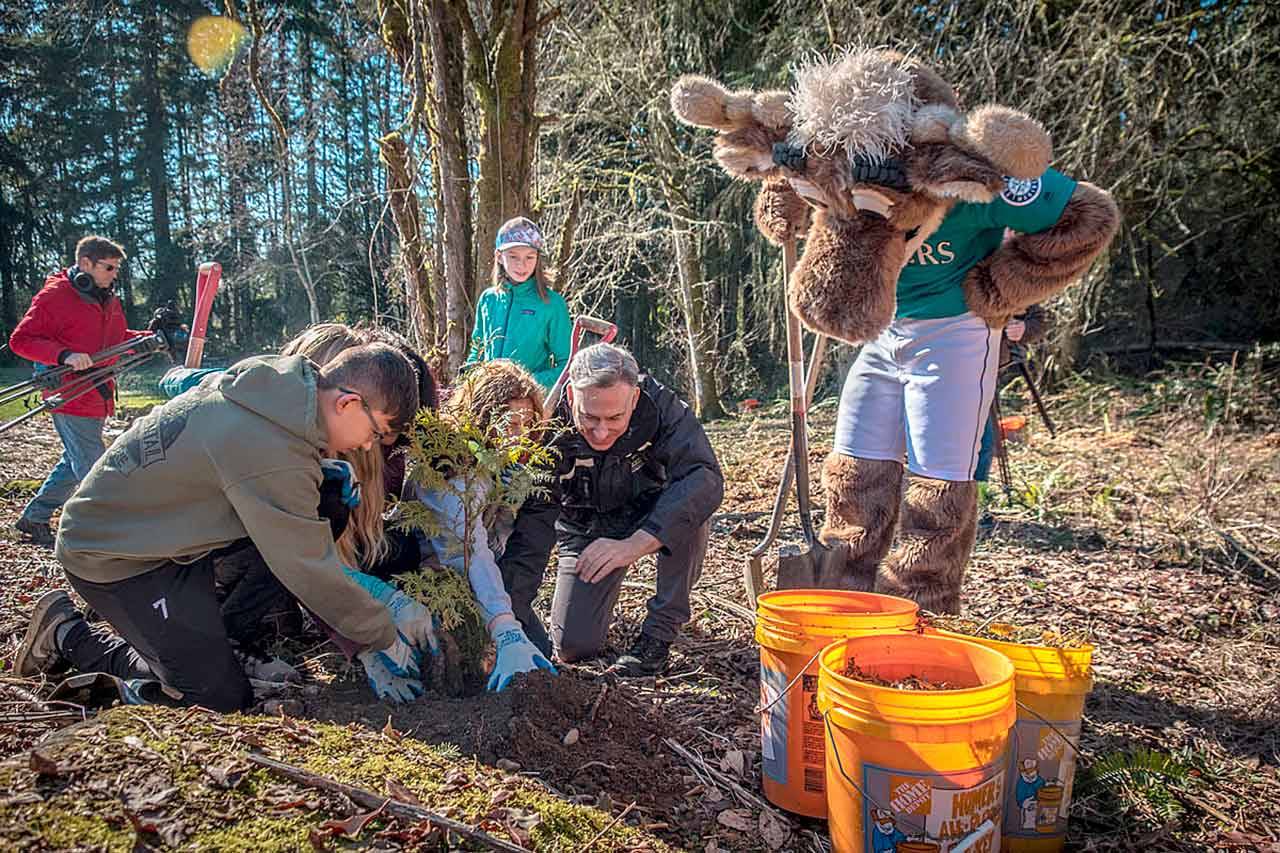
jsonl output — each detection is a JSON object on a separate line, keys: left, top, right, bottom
{"left": 568, "top": 342, "right": 640, "bottom": 390}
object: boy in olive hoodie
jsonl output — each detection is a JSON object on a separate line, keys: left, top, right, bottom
{"left": 15, "top": 343, "right": 424, "bottom": 712}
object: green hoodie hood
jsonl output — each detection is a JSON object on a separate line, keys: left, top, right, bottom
{"left": 215, "top": 355, "right": 326, "bottom": 450}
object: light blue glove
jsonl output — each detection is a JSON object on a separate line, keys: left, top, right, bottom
{"left": 487, "top": 616, "right": 557, "bottom": 692}
{"left": 321, "top": 459, "right": 361, "bottom": 508}
{"left": 373, "top": 632, "right": 422, "bottom": 679}
{"left": 344, "top": 568, "right": 438, "bottom": 657}
{"left": 357, "top": 650, "right": 424, "bottom": 703}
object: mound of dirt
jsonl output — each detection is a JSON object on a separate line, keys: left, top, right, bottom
{"left": 300, "top": 670, "right": 694, "bottom": 825}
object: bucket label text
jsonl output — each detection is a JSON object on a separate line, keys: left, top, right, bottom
{"left": 861, "top": 759, "right": 1006, "bottom": 852}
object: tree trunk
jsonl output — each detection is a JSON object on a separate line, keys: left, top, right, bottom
{"left": 456, "top": 0, "right": 540, "bottom": 284}
{"left": 220, "top": 41, "right": 254, "bottom": 348}
{"left": 141, "top": 4, "right": 180, "bottom": 308}
{"left": 667, "top": 208, "right": 728, "bottom": 420}
{"left": 379, "top": 132, "right": 438, "bottom": 366}
{"left": 428, "top": 0, "right": 474, "bottom": 376}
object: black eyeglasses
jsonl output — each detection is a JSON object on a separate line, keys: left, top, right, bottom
{"left": 339, "top": 387, "right": 387, "bottom": 443}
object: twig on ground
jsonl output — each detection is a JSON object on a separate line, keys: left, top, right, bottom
{"left": 246, "top": 752, "right": 528, "bottom": 853}
{"left": 581, "top": 800, "right": 635, "bottom": 852}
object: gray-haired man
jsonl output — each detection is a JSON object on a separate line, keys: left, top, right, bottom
{"left": 499, "top": 343, "right": 724, "bottom": 676}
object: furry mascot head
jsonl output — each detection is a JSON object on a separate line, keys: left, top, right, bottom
{"left": 671, "top": 48, "right": 1118, "bottom": 344}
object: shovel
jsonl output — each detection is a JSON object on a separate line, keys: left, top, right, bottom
{"left": 744, "top": 238, "right": 847, "bottom": 603}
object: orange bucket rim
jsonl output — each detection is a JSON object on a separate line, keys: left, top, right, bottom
{"left": 757, "top": 589, "right": 919, "bottom": 619}
{"left": 819, "top": 633, "right": 1015, "bottom": 697}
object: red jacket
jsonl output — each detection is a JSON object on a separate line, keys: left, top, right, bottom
{"left": 9, "top": 270, "right": 145, "bottom": 418}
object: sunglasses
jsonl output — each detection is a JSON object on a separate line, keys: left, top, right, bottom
{"left": 98, "top": 262, "right": 119, "bottom": 272}
{"left": 339, "top": 387, "right": 387, "bottom": 443}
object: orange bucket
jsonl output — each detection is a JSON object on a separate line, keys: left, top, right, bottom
{"left": 929, "top": 629, "right": 1093, "bottom": 851}
{"left": 817, "top": 633, "right": 1016, "bottom": 853}
{"left": 755, "top": 590, "right": 918, "bottom": 818}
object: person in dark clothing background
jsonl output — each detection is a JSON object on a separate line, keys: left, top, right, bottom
{"left": 499, "top": 342, "right": 724, "bottom": 676}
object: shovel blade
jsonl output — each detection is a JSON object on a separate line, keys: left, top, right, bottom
{"left": 776, "top": 541, "right": 860, "bottom": 590}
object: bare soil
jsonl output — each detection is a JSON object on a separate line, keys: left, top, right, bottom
{"left": 3, "top": 357, "right": 1279, "bottom": 851}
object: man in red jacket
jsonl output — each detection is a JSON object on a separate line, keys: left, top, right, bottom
{"left": 9, "top": 235, "right": 146, "bottom": 546}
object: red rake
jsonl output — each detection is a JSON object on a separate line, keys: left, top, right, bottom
{"left": 543, "top": 315, "right": 618, "bottom": 417}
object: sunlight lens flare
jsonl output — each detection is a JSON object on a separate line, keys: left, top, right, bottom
{"left": 186, "top": 16, "right": 248, "bottom": 76}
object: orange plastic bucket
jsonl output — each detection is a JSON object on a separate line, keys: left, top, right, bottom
{"left": 929, "top": 630, "right": 1093, "bottom": 851}
{"left": 755, "top": 590, "right": 918, "bottom": 818}
{"left": 817, "top": 633, "right": 1016, "bottom": 853}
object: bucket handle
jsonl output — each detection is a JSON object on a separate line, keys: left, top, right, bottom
{"left": 820, "top": 711, "right": 998, "bottom": 850}
{"left": 1015, "top": 699, "right": 1090, "bottom": 761}
{"left": 753, "top": 648, "right": 823, "bottom": 715}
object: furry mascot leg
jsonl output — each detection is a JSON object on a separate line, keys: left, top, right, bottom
{"left": 820, "top": 453, "right": 903, "bottom": 591}
{"left": 876, "top": 475, "right": 977, "bottom": 613}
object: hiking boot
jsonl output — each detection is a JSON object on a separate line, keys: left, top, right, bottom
{"left": 232, "top": 642, "right": 301, "bottom": 684}
{"left": 15, "top": 590, "right": 80, "bottom": 677}
{"left": 611, "top": 633, "right": 671, "bottom": 678}
{"left": 15, "top": 517, "right": 55, "bottom": 548}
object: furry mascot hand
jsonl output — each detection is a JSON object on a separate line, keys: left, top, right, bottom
{"left": 753, "top": 177, "right": 812, "bottom": 244}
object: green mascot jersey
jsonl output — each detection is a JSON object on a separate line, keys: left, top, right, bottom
{"left": 896, "top": 168, "right": 1078, "bottom": 320}
{"left": 464, "top": 278, "right": 572, "bottom": 390}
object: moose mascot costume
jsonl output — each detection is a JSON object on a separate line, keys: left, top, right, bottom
{"left": 672, "top": 48, "right": 1119, "bottom": 613}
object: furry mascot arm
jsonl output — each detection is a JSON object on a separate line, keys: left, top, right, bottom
{"left": 963, "top": 181, "right": 1120, "bottom": 323}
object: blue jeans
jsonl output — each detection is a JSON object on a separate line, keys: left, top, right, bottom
{"left": 22, "top": 413, "right": 106, "bottom": 524}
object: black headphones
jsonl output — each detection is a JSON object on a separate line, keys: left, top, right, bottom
{"left": 68, "top": 265, "right": 96, "bottom": 294}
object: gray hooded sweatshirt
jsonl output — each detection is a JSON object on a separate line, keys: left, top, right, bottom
{"left": 56, "top": 355, "right": 396, "bottom": 651}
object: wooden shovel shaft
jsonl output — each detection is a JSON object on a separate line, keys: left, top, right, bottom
{"left": 783, "top": 239, "right": 819, "bottom": 547}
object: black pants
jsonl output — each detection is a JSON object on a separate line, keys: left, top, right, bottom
{"left": 502, "top": 553, "right": 554, "bottom": 659}
{"left": 64, "top": 555, "right": 253, "bottom": 712}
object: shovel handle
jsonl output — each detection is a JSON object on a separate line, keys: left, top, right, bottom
{"left": 783, "top": 240, "right": 820, "bottom": 547}
{"left": 748, "top": 331, "right": 828, "bottom": 559}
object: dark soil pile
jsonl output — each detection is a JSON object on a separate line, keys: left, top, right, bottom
{"left": 299, "top": 670, "right": 694, "bottom": 826}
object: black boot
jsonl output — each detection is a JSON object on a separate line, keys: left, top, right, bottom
{"left": 611, "top": 633, "right": 671, "bottom": 677}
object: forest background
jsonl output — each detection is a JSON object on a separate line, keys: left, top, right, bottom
{"left": 1, "top": 0, "right": 1276, "bottom": 417}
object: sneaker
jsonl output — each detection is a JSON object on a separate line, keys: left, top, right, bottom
{"left": 611, "top": 633, "right": 671, "bottom": 678}
{"left": 15, "top": 590, "right": 80, "bottom": 677}
{"left": 15, "top": 517, "right": 55, "bottom": 548}
{"left": 232, "top": 642, "right": 301, "bottom": 684}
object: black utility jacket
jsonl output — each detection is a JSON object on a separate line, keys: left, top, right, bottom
{"left": 501, "top": 375, "right": 724, "bottom": 580}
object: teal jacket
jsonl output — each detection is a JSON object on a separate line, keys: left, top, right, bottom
{"left": 159, "top": 366, "right": 224, "bottom": 399}
{"left": 464, "top": 279, "right": 571, "bottom": 389}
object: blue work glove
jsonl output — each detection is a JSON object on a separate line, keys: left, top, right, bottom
{"left": 344, "top": 568, "right": 439, "bottom": 658}
{"left": 487, "top": 615, "right": 557, "bottom": 692}
{"left": 321, "top": 459, "right": 361, "bottom": 509}
{"left": 357, "top": 650, "right": 425, "bottom": 703}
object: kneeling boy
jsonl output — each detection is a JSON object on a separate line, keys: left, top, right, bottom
{"left": 16, "top": 344, "right": 423, "bottom": 711}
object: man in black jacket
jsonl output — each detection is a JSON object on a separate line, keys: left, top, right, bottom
{"left": 500, "top": 343, "right": 724, "bottom": 676}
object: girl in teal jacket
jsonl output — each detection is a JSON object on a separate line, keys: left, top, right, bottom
{"left": 464, "top": 217, "right": 571, "bottom": 390}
